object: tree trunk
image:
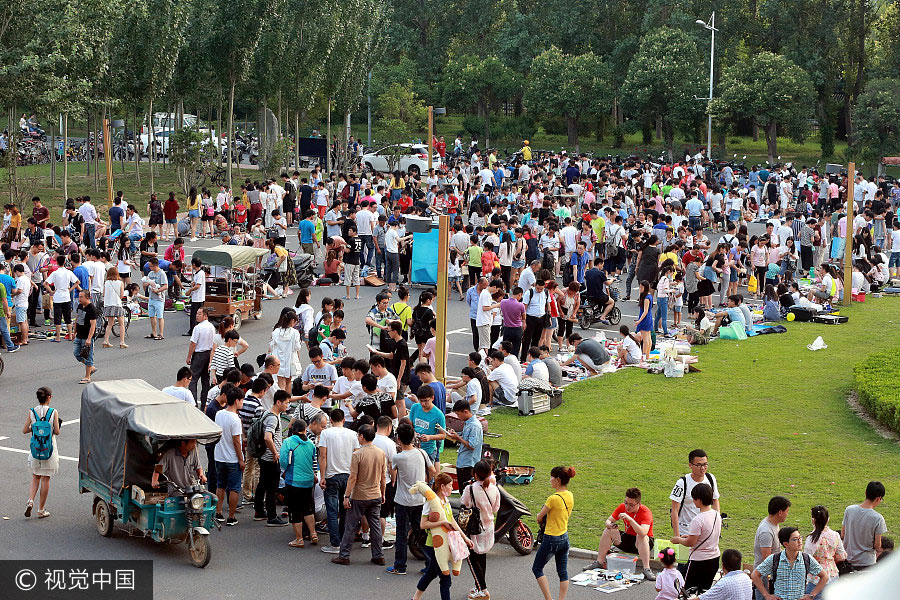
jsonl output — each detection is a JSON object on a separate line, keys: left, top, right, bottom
{"left": 277, "top": 88, "right": 282, "bottom": 140}
{"left": 663, "top": 120, "right": 675, "bottom": 163}
{"left": 149, "top": 99, "right": 155, "bottom": 194}
{"left": 134, "top": 109, "right": 141, "bottom": 187}
{"left": 566, "top": 116, "right": 579, "bottom": 151}
{"left": 752, "top": 122, "right": 759, "bottom": 142}
{"left": 656, "top": 114, "right": 662, "bottom": 140}
{"left": 95, "top": 107, "right": 103, "bottom": 193}
{"left": 63, "top": 112, "right": 69, "bottom": 200}
{"left": 294, "top": 111, "right": 300, "bottom": 172}
{"left": 764, "top": 122, "right": 778, "bottom": 163}
{"left": 326, "top": 97, "right": 332, "bottom": 174}
{"left": 50, "top": 115, "right": 56, "bottom": 189}
{"left": 227, "top": 83, "right": 235, "bottom": 191}
{"left": 717, "top": 129, "right": 726, "bottom": 159}
{"left": 217, "top": 92, "right": 223, "bottom": 167}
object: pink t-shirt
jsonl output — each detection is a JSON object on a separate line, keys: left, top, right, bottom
{"left": 687, "top": 510, "right": 721, "bottom": 561}
{"left": 655, "top": 566, "right": 685, "bottom": 600}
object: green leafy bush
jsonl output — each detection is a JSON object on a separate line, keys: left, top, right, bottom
{"left": 853, "top": 349, "right": 900, "bottom": 433}
{"left": 461, "top": 115, "right": 485, "bottom": 139}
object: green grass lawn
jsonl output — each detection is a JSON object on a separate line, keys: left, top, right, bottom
{"left": 457, "top": 299, "right": 900, "bottom": 556}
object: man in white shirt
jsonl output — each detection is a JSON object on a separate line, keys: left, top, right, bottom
{"left": 162, "top": 366, "right": 196, "bottom": 404}
{"left": 185, "top": 256, "right": 206, "bottom": 335}
{"left": 486, "top": 351, "right": 518, "bottom": 408}
{"left": 318, "top": 409, "right": 360, "bottom": 552}
{"left": 124, "top": 204, "right": 145, "bottom": 253}
{"left": 475, "top": 279, "right": 501, "bottom": 352}
{"left": 78, "top": 196, "right": 104, "bottom": 249}
{"left": 560, "top": 218, "right": 579, "bottom": 261}
{"left": 186, "top": 307, "right": 216, "bottom": 409}
{"left": 85, "top": 250, "right": 106, "bottom": 307}
{"left": 669, "top": 449, "right": 721, "bottom": 537}
{"left": 43, "top": 256, "right": 80, "bottom": 341}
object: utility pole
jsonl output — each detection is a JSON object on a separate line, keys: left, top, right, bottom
{"left": 843, "top": 163, "right": 856, "bottom": 306}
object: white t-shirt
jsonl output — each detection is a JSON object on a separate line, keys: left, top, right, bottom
{"left": 373, "top": 433, "right": 397, "bottom": 483}
{"left": 162, "top": 385, "right": 195, "bottom": 404}
{"left": 377, "top": 372, "right": 398, "bottom": 398}
{"left": 191, "top": 270, "right": 206, "bottom": 303}
{"left": 622, "top": 335, "right": 642, "bottom": 363}
{"left": 475, "top": 289, "right": 495, "bottom": 326}
{"left": 14, "top": 274, "right": 30, "bottom": 308}
{"left": 385, "top": 228, "right": 400, "bottom": 253}
{"left": 488, "top": 363, "right": 518, "bottom": 405}
{"left": 503, "top": 355, "right": 522, "bottom": 383}
{"left": 214, "top": 410, "right": 242, "bottom": 463}
{"left": 670, "top": 472, "right": 720, "bottom": 533}
{"left": 87, "top": 260, "right": 106, "bottom": 293}
{"left": 103, "top": 279, "right": 123, "bottom": 308}
{"left": 464, "top": 378, "right": 482, "bottom": 412}
{"left": 316, "top": 189, "right": 328, "bottom": 207}
{"left": 317, "top": 426, "right": 359, "bottom": 478}
{"left": 46, "top": 267, "right": 78, "bottom": 303}
{"left": 529, "top": 360, "right": 549, "bottom": 384}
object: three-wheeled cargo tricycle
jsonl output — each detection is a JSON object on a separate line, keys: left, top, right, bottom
{"left": 78, "top": 379, "right": 222, "bottom": 567}
{"left": 191, "top": 245, "right": 269, "bottom": 330}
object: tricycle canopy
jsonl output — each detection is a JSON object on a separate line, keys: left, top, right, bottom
{"left": 79, "top": 379, "right": 221, "bottom": 496}
{"left": 191, "top": 245, "right": 268, "bottom": 269}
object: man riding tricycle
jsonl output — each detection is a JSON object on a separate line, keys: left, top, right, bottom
{"left": 78, "top": 379, "right": 222, "bottom": 567}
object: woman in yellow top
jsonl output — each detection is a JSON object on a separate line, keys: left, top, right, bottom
{"left": 533, "top": 466, "right": 576, "bottom": 600}
{"left": 186, "top": 186, "right": 200, "bottom": 241}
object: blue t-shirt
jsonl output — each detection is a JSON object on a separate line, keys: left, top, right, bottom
{"left": 72, "top": 266, "right": 90, "bottom": 302}
{"left": 725, "top": 306, "right": 746, "bottom": 329}
{"left": 299, "top": 219, "right": 316, "bottom": 244}
{"left": 0, "top": 273, "right": 15, "bottom": 307}
{"left": 456, "top": 415, "right": 483, "bottom": 468}
{"left": 409, "top": 402, "right": 446, "bottom": 456}
{"left": 109, "top": 205, "right": 125, "bottom": 231}
{"left": 429, "top": 381, "right": 447, "bottom": 414}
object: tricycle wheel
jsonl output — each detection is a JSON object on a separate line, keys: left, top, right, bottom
{"left": 508, "top": 520, "right": 534, "bottom": 555}
{"left": 232, "top": 311, "right": 242, "bottom": 331}
{"left": 408, "top": 529, "right": 425, "bottom": 560}
{"left": 189, "top": 535, "right": 212, "bottom": 568}
{"left": 95, "top": 499, "right": 114, "bottom": 537}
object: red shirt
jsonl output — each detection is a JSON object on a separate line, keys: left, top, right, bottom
{"left": 163, "top": 199, "right": 179, "bottom": 221}
{"left": 611, "top": 503, "right": 654, "bottom": 538}
{"left": 436, "top": 141, "right": 446, "bottom": 158}
{"left": 399, "top": 195, "right": 413, "bottom": 212}
{"left": 164, "top": 244, "right": 185, "bottom": 263}
{"left": 446, "top": 195, "right": 459, "bottom": 214}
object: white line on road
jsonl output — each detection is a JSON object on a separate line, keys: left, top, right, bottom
{"left": 446, "top": 328, "right": 469, "bottom": 335}
{"left": 62, "top": 419, "right": 80, "bottom": 426}
{"left": 0, "top": 445, "right": 78, "bottom": 462}
{"left": 0, "top": 436, "right": 8, "bottom": 441}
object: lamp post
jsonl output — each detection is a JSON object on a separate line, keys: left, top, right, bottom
{"left": 696, "top": 12, "right": 716, "bottom": 160}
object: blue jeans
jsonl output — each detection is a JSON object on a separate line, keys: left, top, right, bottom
{"left": 324, "top": 473, "right": 349, "bottom": 546}
{"left": 83, "top": 223, "right": 96, "bottom": 249}
{"left": 532, "top": 532, "right": 570, "bottom": 581}
{"left": 374, "top": 250, "right": 385, "bottom": 279}
{"left": 360, "top": 235, "right": 374, "bottom": 267}
{"left": 73, "top": 337, "right": 94, "bottom": 367}
{"left": 128, "top": 232, "right": 142, "bottom": 253}
{"left": 0, "top": 315, "right": 15, "bottom": 350}
{"left": 393, "top": 503, "right": 423, "bottom": 570}
{"left": 655, "top": 296, "right": 669, "bottom": 334}
{"left": 417, "top": 545, "right": 451, "bottom": 600}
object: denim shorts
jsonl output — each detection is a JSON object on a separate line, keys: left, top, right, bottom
{"left": 512, "top": 259, "right": 526, "bottom": 269}
{"left": 890, "top": 252, "right": 900, "bottom": 268}
{"left": 215, "top": 461, "right": 243, "bottom": 492}
{"left": 188, "top": 209, "right": 200, "bottom": 219}
{"left": 15, "top": 306, "right": 26, "bottom": 323}
{"left": 148, "top": 299, "right": 164, "bottom": 318}
{"left": 165, "top": 218, "right": 177, "bottom": 224}
{"left": 531, "top": 532, "right": 570, "bottom": 581}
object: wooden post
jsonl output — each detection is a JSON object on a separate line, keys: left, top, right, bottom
{"left": 103, "top": 118, "right": 115, "bottom": 209}
{"left": 427, "top": 106, "right": 434, "bottom": 173}
{"left": 843, "top": 162, "right": 856, "bottom": 305}
{"left": 434, "top": 214, "right": 450, "bottom": 383}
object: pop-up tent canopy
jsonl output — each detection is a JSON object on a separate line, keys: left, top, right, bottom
{"left": 191, "top": 245, "right": 268, "bottom": 269}
{"left": 79, "top": 379, "right": 221, "bottom": 497}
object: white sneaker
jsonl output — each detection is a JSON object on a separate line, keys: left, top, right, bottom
{"left": 321, "top": 545, "right": 340, "bottom": 554}
{"left": 190, "top": 237, "right": 198, "bottom": 242}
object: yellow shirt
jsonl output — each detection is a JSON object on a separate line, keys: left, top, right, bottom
{"left": 659, "top": 251, "right": 679, "bottom": 266}
{"left": 522, "top": 146, "right": 532, "bottom": 161}
{"left": 544, "top": 490, "right": 573, "bottom": 536}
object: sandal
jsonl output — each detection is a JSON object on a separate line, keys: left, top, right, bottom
{"left": 144, "top": 334, "right": 155, "bottom": 339}
{"left": 155, "top": 335, "right": 164, "bottom": 340}
{"left": 37, "top": 509, "right": 50, "bottom": 518}
{"left": 289, "top": 539, "right": 304, "bottom": 548}
{"left": 25, "top": 500, "right": 33, "bottom": 517}
{"left": 78, "top": 378, "right": 91, "bottom": 384}
{"left": 102, "top": 342, "right": 114, "bottom": 348}
{"left": 120, "top": 344, "right": 129, "bottom": 349}
{"left": 310, "top": 535, "right": 318, "bottom": 545}
{"left": 89, "top": 367, "right": 97, "bottom": 376}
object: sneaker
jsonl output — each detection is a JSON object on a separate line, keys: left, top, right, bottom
{"left": 190, "top": 237, "right": 198, "bottom": 242}
{"left": 642, "top": 568, "right": 657, "bottom": 581}
{"left": 226, "top": 517, "right": 238, "bottom": 526}
{"left": 9, "top": 345, "right": 20, "bottom": 353}
{"left": 382, "top": 540, "right": 395, "bottom": 550}
{"left": 214, "top": 513, "right": 225, "bottom": 523}
{"left": 386, "top": 566, "right": 406, "bottom": 575}
{"left": 582, "top": 560, "right": 603, "bottom": 571}
{"left": 361, "top": 539, "right": 371, "bottom": 548}
{"left": 321, "top": 545, "right": 340, "bottom": 554}
{"left": 266, "top": 518, "right": 289, "bottom": 527}
{"left": 253, "top": 513, "right": 267, "bottom": 521}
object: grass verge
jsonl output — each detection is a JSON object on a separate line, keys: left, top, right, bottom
{"left": 468, "top": 299, "right": 900, "bottom": 555}
{"left": 854, "top": 349, "right": 900, "bottom": 434}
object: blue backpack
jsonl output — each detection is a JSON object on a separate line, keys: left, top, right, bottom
{"left": 30, "top": 407, "right": 55, "bottom": 460}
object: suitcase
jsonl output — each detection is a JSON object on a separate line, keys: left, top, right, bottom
{"left": 812, "top": 314, "right": 848, "bottom": 325}
{"left": 517, "top": 390, "right": 550, "bottom": 416}
{"left": 549, "top": 389, "right": 563, "bottom": 409}
{"left": 787, "top": 306, "right": 817, "bottom": 322}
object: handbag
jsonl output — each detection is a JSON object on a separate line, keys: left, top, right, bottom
{"left": 537, "top": 493, "right": 568, "bottom": 545}
{"left": 447, "top": 529, "right": 470, "bottom": 562}
{"left": 457, "top": 484, "right": 484, "bottom": 537}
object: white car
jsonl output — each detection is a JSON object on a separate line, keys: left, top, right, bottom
{"left": 362, "top": 143, "right": 440, "bottom": 175}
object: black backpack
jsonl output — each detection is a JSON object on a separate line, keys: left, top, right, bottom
{"left": 675, "top": 473, "right": 716, "bottom": 519}
{"left": 769, "top": 551, "right": 811, "bottom": 594}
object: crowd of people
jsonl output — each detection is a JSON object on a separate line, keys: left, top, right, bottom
{"left": 13, "top": 144, "right": 897, "bottom": 600}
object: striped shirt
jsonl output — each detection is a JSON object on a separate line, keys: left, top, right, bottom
{"left": 238, "top": 394, "right": 263, "bottom": 435}
{"left": 210, "top": 345, "right": 236, "bottom": 378}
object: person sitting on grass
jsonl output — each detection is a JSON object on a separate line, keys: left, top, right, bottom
{"left": 561, "top": 333, "right": 611, "bottom": 376}
{"left": 616, "top": 325, "right": 643, "bottom": 366}
{"left": 709, "top": 295, "right": 747, "bottom": 336}
{"left": 584, "top": 487, "right": 656, "bottom": 581}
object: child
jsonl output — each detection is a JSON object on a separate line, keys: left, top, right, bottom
{"left": 654, "top": 547, "right": 683, "bottom": 600}
{"left": 671, "top": 272, "right": 684, "bottom": 329}
{"left": 316, "top": 311, "right": 333, "bottom": 344}
{"left": 448, "top": 248, "right": 463, "bottom": 300}
{"left": 682, "top": 307, "right": 712, "bottom": 345}
{"left": 481, "top": 241, "right": 497, "bottom": 277}
{"left": 124, "top": 282, "right": 145, "bottom": 317}
{"left": 323, "top": 249, "right": 341, "bottom": 283}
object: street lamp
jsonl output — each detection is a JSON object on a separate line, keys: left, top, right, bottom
{"left": 696, "top": 12, "right": 717, "bottom": 160}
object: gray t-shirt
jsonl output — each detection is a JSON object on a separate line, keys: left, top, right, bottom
{"left": 842, "top": 504, "right": 888, "bottom": 566}
{"left": 576, "top": 339, "right": 610, "bottom": 366}
{"left": 543, "top": 357, "right": 563, "bottom": 387}
{"left": 753, "top": 517, "right": 779, "bottom": 569}
{"left": 392, "top": 449, "right": 433, "bottom": 507}
{"left": 146, "top": 269, "right": 168, "bottom": 301}
{"left": 259, "top": 411, "right": 282, "bottom": 463}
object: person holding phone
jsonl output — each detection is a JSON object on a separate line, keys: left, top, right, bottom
{"left": 440, "top": 400, "right": 483, "bottom": 487}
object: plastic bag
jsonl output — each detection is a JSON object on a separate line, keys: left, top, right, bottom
{"left": 719, "top": 322, "right": 747, "bottom": 340}
{"left": 747, "top": 274, "right": 758, "bottom": 294}
{"left": 448, "top": 529, "right": 470, "bottom": 562}
{"left": 663, "top": 356, "right": 684, "bottom": 378}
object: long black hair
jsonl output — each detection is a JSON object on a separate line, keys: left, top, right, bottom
{"left": 809, "top": 505, "right": 829, "bottom": 544}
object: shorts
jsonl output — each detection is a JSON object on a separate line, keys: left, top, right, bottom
{"left": 53, "top": 301, "right": 72, "bottom": 325}
{"left": 673, "top": 305, "right": 682, "bottom": 313}
{"left": 15, "top": 305, "right": 26, "bottom": 323}
{"left": 713, "top": 212, "right": 722, "bottom": 224}
{"left": 730, "top": 269, "right": 740, "bottom": 283}
{"left": 618, "top": 532, "right": 654, "bottom": 555}
{"left": 548, "top": 316, "right": 558, "bottom": 330}
{"left": 889, "top": 252, "right": 900, "bottom": 269}
{"left": 512, "top": 259, "right": 526, "bottom": 269}
{"left": 344, "top": 262, "right": 361, "bottom": 286}
{"left": 215, "top": 461, "right": 243, "bottom": 493}
{"left": 812, "top": 289, "right": 831, "bottom": 300}
{"left": 380, "top": 482, "right": 396, "bottom": 518}
{"left": 449, "top": 276, "right": 461, "bottom": 284}
{"left": 201, "top": 212, "right": 215, "bottom": 221}
{"left": 147, "top": 299, "right": 164, "bottom": 318}
{"left": 165, "top": 218, "right": 177, "bottom": 224}
{"left": 284, "top": 485, "right": 315, "bottom": 521}
{"left": 188, "top": 209, "right": 200, "bottom": 219}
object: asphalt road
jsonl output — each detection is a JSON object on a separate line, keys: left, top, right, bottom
{"left": 0, "top": 232, "right": 660, "bottom": 600}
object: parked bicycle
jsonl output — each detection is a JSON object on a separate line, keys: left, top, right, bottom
{"left": 93, "top": 305, "right": 132, "bottom": 341}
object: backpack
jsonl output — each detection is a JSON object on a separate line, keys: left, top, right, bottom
{"left": 605, "top": 226, "right": 620, "bottom": 257}
{"left": 246, "top": 410, "right": 273, "bottom": 458}
{"left": 307, "top": 315, "right": 324, "bottom": 347}
{"left": 30, "top": 407, "right": 55, "bottom": 460}
{"left": 675, "top": 473, "right": 716, "bottom": 519}
{"left": 769, "top": 551, "right": 811, "bottom": 594}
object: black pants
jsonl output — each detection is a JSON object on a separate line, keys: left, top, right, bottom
{"left": 468, "top": 266, "right": 481, "bottom": 288}
{"left": 502, "top": 325, "right": 523, "bottom": 357}
{"left": 470, "top": 551, "right": 487, "bottom": 591}
{"left": 254, "top": 459, "right": 280, "bottom": 519}
{"left": 559, "top": 318, "right": 574, "bottom": 341}
{"left": 28, "top": 286, "right": 41, "bottom": 326}
{"left": 188, "top": 301, "right": 203, "bottom": 334}
{"left": 189, "top": 350, "right": 211, "bottom": 409}
{"left": 521, "top": 314, "right": 543, "bottom": 362}
{"left": 681, "top": 556, "right": 719, "bottom": 592}
{"left": 800, "top": 245, "right": 813, "bottom": 272}
{"left": 490, "top": 324, "right": 501, "bottom": 347}
{"left": 470, "top": 318, "right": 479, "bottom": 352}
{"left": 687, "top": 290, "right": 700, "bottom": 315}
{"left": 204, "top": 442, "right": 217, "bottom": 494}
{"left": 501, "top": 265, "right": 512, "bottom": 289}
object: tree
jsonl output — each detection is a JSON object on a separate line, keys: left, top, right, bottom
{"left": 442, "top": 54, "right": 518, "bottom": 146}
{"left": 525, "top": 46, "right": 610, "bottom": 150}
{"left": 372, "top": 81, "right": 427, "bottom": 171}
{"left": 851, "top": 78, "right": 900, "bottom": 171}
{"left": 622, "top": 28, "right": 704, "bottom": 161}
{"left": 711, "top": 51, "right": 814, "bottom": 163}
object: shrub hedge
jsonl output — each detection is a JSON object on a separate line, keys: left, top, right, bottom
{"left": 853, "top": 349, "right": 900, "bottom": 434}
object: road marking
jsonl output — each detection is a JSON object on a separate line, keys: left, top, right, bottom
{"left": 0, "top": 445, "right": 78, "bottom": 462}
{"left": 448, "top": 351, "right": 470, "bottom": 357}
{"left": 62, "top": 419, "right": 80, "bottom": 426}
{"left": 446, "top": 328, "right": 469, "bottom": 335}
{"left": 0, "top": 436, "right": 8, "bottom": 441}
